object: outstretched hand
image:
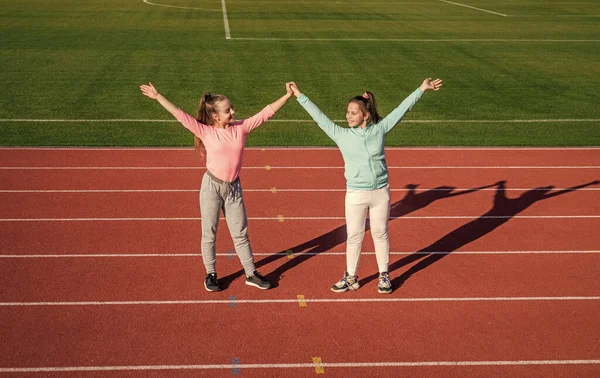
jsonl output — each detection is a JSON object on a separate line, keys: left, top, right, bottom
{"left": 420, "top": 78, "right": 443, "bottom": 92}
{"left": 140, "top": 82, "right": 159, "bottom": 99}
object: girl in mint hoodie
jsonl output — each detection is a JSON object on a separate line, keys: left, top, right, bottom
{"left": 289, "top": 78, "right": 442, "bottom": 294}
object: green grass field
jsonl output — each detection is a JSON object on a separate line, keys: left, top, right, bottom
{"left": 1, "top": 0, "right": 599, "bottom": 146}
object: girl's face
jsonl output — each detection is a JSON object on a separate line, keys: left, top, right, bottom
{"left": 212, "top": 98, "right": 236, "bottom": 127}
{"left": 346, "top": 102, "right": 369, "bottom": 128}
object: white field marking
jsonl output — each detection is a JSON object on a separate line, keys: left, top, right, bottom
{"left": 437, "top": 0, "right": 507, "bottom": 16}
{"left": 2, "top": 187, "right": 599, "bottom": 193}
{"left": 221, "top": 0, "right": 231, "bottom": 39}
{"left": 1, "top": 360, "right": 600, "bottom": 373}
{"left": 0, "top": 119, "right": 177, "bottom": 122}
{"left": 1, "top": 297, "right": 599, "bottom": 307}
{"left": 2, "top": 250, "right": 600, "bottom": 258}
{"left": 1, "top": 215, "right": 599, "bottom": 222}
{"left": 513, "top": 15, "right": 600, "bottom": 18}
{"left": 0, "top": 147, "right": 598, "bottom": 151}
{"left": 230, "top": 37, "right": 600, "bottom": 42}
{"left": 142, "top": 0, "right": 220, "bottom": 12}
{"left": 2, "top": 360, "right": 600, "bottom": 373}
{"left": 274, "top": 119, "right": 600, "bottom": 124}
{"left": 2, "top": 118, "right": 600, "bottom": 123}
{"left": 1, "top": 166, "right": 599, "bottom": 169}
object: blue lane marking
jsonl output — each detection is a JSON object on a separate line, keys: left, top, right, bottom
{"left": 232, "top": 358, "right": 241, "bottom": 375}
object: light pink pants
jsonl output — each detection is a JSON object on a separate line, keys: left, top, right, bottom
{"left": 345, "top": 185, "right": 390, "bottom": 276}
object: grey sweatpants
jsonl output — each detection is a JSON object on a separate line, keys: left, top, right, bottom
{"left": 200, "top": 172, "right": 256, "bottom": 276}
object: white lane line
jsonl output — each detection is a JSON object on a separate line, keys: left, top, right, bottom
{"left": 1, "top": 359, "right": 600, "bottom": 372}
{"left": 0, "top": 190, "right": 205, "bottom": 193}
{"left": 1, "top": 215, "right": 599, "bottom": 222}
{"left": 437, "top": 0, "right": 508, "bottom": 16}
{"left": 2, "top": 188, "right": 599, "bottom": 193}
{"left": 514, "top": 15, "right": 600, "bottom": 18}
{"left": 1, "top": 166, "right": 599, "bottom": 169}
{"left": 1, "top": 119, "right": 175, "bottom": 122}
{"left": 221, "top": 0, "right": 231, "bottom": 39}
{"left": 2, "top": 118, "right": 600, "bottom": 123}
{"left": 2, "top": 250, "right": 599, "bottom": 258}
{"left": 334, "top": 119, "right": 600, "bottom": 124}
{"left": 0, "top": 147, "right": 598, "bottom": 151}
{"left": 142, "top": 0, "right": 220, "bottom": 12}
{"left": 1, "top": 296, "right": 599, "bottom": 307}
{"left": 230, "top": 37, "right": 600, "bottom": 42}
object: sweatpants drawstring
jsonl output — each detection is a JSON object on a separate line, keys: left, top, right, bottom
{"left": 225, "top": 180, "right": 241, "bottom": 200}
{"left": 205, "top": 170, "right": 241, "bottom": 200}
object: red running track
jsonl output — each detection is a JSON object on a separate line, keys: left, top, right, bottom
{"left": 0, "top": 147, "right": 599, "bottom": 376}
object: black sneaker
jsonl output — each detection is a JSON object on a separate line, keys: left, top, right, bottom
{"left": 378, "top": 272, "right": 392, "bottom": 294}
{"left": 331, "top": 272, "right": 359, "bottom": 293}
{"left": 204, "top": 273, "right": 220, "bottom": 292}
{"left": 245, "top": 271, "right": 272, "bottom": 290}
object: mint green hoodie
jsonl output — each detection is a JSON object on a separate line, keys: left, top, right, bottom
{"left": 297, "top": 88, "right": 423, "bottom": 190}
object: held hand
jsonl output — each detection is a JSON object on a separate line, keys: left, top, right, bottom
{"left": 285, "top": 82, "right": 295, "bottom": 96}
{"left": 288, "top": 82, "right": 302, "bottom": 98}
{"left": 140, "top": 82, "right": 159, "bottom": 100}
{"left": 420, "top": 78, "right": 443, "bottom": 92}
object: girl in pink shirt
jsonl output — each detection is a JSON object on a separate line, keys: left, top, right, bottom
{"left": 141, "top": 82, "right": 294, "bottom": 291}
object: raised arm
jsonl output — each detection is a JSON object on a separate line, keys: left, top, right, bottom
{"left": 239, "top": 83, "right": 296, "bottom": 132}
{"left": 140, "top": 82, "right": 179, "bottom": 117}
{"left": 140, "top": 82, "right": 208, "bottom": 138}
{"left": 268, "top": 82, "right": 295, "bottom": 113}
{"left": 290, "top": 82, "right": 343, "bottom": 142}
{"left": 378, "top": 78, "right": 443, "bottom": 134}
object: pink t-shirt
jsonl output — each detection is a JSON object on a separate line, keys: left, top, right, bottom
{"left": 175, "top": 106, "right": 275, "bottom": 182}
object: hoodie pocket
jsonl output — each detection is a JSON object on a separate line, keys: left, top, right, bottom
{"left": 374, "top": 160, "right": 387, "bottom": 178}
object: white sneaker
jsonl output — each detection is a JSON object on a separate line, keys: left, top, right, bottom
{"left": 378, "top": 272, "right": 392, "bottom": 294}
{"left": 331, "top": 272, "right": 360, "bottom": 293}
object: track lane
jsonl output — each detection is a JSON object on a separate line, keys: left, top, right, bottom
{"left": 1, "top": 188, "right": 598, "bottom": 218}
{"left": 1, "top": 218, "right": 598, "bottom": 255}
{"left": 0, "top": 301, "right": 598, "bottom": 372}
{"left": 0, "top": 251, "right": 599, "bottom": 302}
{"left": 1, "top": 168, "right": 597, "bottom": 191}
{"left": 1, "top": 147, "right": 597, "bottom": 167}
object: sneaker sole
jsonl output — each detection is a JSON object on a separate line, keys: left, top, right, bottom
{"left": 245, "top": 281, "right": 271, "bottom": 290}
{"left": 378, "top": 287, "right": 392, "bottom": 294}
{"left": 204, "top": 282, "right": 220, "bottom": 292}
{"left": 331, "top": 283, "right": 359, "bottom": 293}
{"left": 331, "top": 286, "right": 349, "bottom": 293}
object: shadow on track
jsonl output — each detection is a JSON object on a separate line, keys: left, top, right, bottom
{"left": 218, "top": 181, "right": 501, "bottom": 289}
{"left": 359, "top": 180, "right": 600, "bottom": 290}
